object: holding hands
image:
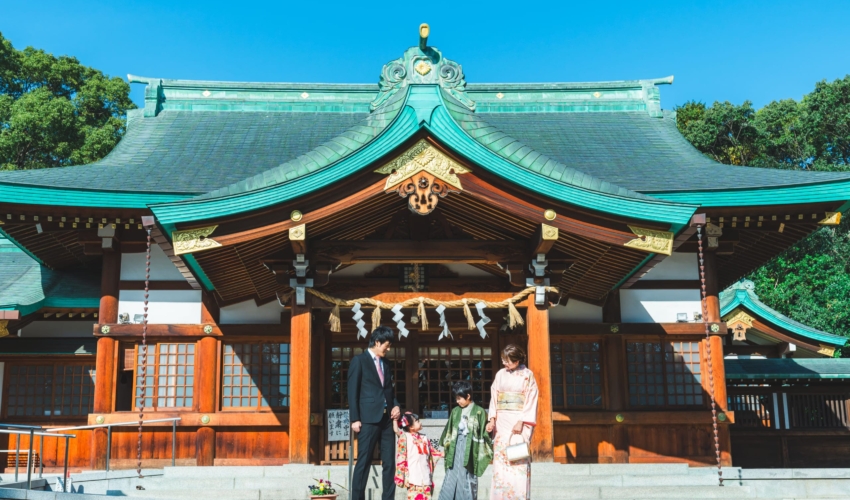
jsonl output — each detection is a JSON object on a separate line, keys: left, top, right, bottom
{"left": 485, "top": 418, "right": 495, "bottom": 433}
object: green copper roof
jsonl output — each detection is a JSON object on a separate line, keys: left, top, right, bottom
{"left": 0, "top": 42, "right": 848, "bottom": 214}
{"left": 721, "top": 280, "right": 848, "bottom": 348}
{"left": 725, "top": 358, "right": 850, "bottom": 380}
{"left": 0, "top": 237, "right": 101, "bottom": 316}
{"left": 152, "top": 84, "right": 698, "bottom": 227}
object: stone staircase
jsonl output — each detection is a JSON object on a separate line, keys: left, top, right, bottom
{"left": 1, "top": 464, "right": 849, "bottom": 499}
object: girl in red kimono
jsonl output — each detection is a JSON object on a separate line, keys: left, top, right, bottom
{"left": 394, "top": 412, "right": 443, "bottom": 500}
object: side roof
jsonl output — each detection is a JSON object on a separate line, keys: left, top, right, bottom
{"left": 725, "top": 358, "right": 850, "bottom": 381}
{"left": 721, "top": 279, "right": 848, "bottom": 348}
{"left": 0, "top": 237, "right": 100, "bottom": 316}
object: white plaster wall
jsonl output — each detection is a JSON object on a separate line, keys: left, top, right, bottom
{"left": 22, "top": 321, "right": 94, "bottom": 337}
{"left": 639, "top": 253, "right": 698, "bottom": 280}
{"left": 620, "top": 289, "right": 702, "bottom": 323}
{"left": 220, "top": 300, "right": 284, "bottom": 324}
{"left": 121, "top": 244, "right": 186, "bottom": 281}
{"left": 118, "top": 290, "right": 202, "bottom": 324}
{"left": 550, "top": 299, "right": 603, "bottom": 323}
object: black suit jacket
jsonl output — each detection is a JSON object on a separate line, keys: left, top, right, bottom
{"left": 348, "top": 351, "right": 399, "bottom": 424}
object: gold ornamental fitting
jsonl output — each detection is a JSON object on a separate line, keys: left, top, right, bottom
{"left": 544, "top": 209, "right": 557, "bottom": 221}
{"left": 615, "top": 414, "right": 625, "bottom": 423}
{"left": 419, "top": 23, "right": 430, "bottom": 38}
{"left": 201, "top": 415, "right": 211, "bottom": 425}
{"left": 96, "top": 416, "right": 105, "bottom": 424}
{"left": 290, "top": 210, "right": 303, "bottom": 222}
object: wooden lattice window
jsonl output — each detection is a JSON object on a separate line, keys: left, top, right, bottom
{"left": 222, "top": 343, "right": 290, "bottom": 409}
{"left": 626, "top": 340, "right": 703, "bottom": 408}
{"left": 551, "top": 340, "right": 603, "bottom": 409}
{"left": 134, "top": 343, "right": 195, "bottom": 409}
{"left": 787, "top": 393, "right": 850, "bottom": 429}
{"left": 727, "top": 392, "right": 773, "bottom": 428}
{"left": 418, "top": 346, "right": 493, "bottom": 416}
{"left": 329, "top": 347, "right": 406, "bottom": 409}
{"left": 4, "top": 364, "right": 95, "bottom": 419}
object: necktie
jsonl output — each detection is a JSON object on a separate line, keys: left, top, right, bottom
{"left": 375, "top": 356, "right": 384, "bottom": 385}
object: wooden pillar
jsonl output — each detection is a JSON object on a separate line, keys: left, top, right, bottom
{"left": 196, "top": 336, "right": 217, "bottom": 466}
{"left": 92, "top": 252, "right": 120, "bottom": 469}
{"left": 526, "top": 295, "right": 554, "bottom": 462}
{"left": 602, "top": 289, "right": 622, "bottom": 324}
{"left": 604, "top": 335, "right": 629, "bottom": 463}
{"left": 703, "top": 252, "right": 721, "bottom": 323}
{"left": 289, "top": 293, "right": 313, "bottom": 464}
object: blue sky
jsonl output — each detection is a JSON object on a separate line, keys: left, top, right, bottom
{"left": 3, "top": 0, "right": 849, "bottom": 110}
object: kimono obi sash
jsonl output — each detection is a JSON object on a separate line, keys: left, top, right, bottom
{"left": 496, "top": 391, "right": 525, "bottom": 411}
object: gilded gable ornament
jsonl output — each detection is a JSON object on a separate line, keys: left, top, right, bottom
{"left": 0, "top": 320, "right": 8, "bottom": 338}
{"left": 370, "top": 24, "right": 475, "bottom": 111}
{"left": 375, "top": 139, "right": 470, "bottom": 215}
{"left": 172, "top": 225, "right": 222, "bottom": 256}
{"left": 724, "top": 309, "right": 755, "bottom": 341}
{"left": 623, "top": 226, "right": 674, "bottom": 256}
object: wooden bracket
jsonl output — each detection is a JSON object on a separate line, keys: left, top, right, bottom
{"left": 289, "top": 224, "right": 307, "bottom": 255}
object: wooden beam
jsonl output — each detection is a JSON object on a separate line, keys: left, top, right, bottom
{"left": 530, "top": 223, "right": 558, "bottom": 256}
{"left": 704, "top": 252, "right": 720, "bottom": 323}
{"left": 191, "top": 180, "right": 387, "bottom": 247}
{"left": 289, "top": 224, "right": 307, "bottom": 255}
{"left": 526, "top": 295, "right": 554, "bottom": 462}
{"left": 119, "top": 280, "right": 195, "bottom": 291}
{"left": 320, "top": 277, "right": 508, "bottom": 294}
{"left": 289, "top": 293, "right": 313, "bottom": 464}
{"left": 552, "top": 411, "right": 735, "bottom": 425}
{"left": 461, "top": 175, "right": 641, "bottom": 245}
{"left": 93, "top": 323, "right": 285, "bottom": 337}
{"left": 312, "top": 240, "right": 527, "bottom": 265}
{"left": 0, "top": 311, "right": 20, "bottom": 320}
{"left": 602, "top": 290, "right": 622, "bottom": 323}
{"left": 88, "top": 411, "right": 290, "bottom": 427}
{"left": 748, "top": 318, "right": 822, "bottom": 353}
{"left": 92, "top": 249, "right": 120, "bottom": 469}
{"left": 550, "top": 323, "right": 727, "bottom": 336}
{"left": 317, "top": 291, "right": 519, "bottom": 303}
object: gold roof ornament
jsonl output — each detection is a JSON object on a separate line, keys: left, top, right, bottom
{"left": 819, "top": 212, "right": 842, "bottom": 225}
{"left": 375, "top": 140, "right": 471, "bottom": 215}
{"left": 725, "top": 309, "right": 755, "bottom": 341}
{"left": 623, "top": 226, "right": 674, "bottom": 255}
{"left": 818, "top": 344, "right": 837, "bottom": 357}
{"left": 0, "top": 320, "right": 8, "bottom": 338}
{"left": 173, "top": 225, "right": 223, "bottom": 255}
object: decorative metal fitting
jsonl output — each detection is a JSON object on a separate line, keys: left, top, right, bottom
{"left": 203, "top": 325, "right": 214, "bottom": 334}
{"left": 615, "top": 414, "right": 625, "bottom": 423}
{"left": 200, "top": 415, "right": 211, "bottom": 425}
{"left": 100, "top": 325, "right": 111, "bottom": 334}
{"left": 544, "top": 209, "right": 557, "bottom": 221}
{"left": 717, "top": 413, "right": 727, "bottom": 423}
{"left": 290, "top": 210, "right": 303, "bottom": 222}
{"left": 610, "top": 325, "right": 620, "bottom": 333}
{"left": 96, "top": 416, "right": 105, "bottom": 424}
{"left": 710, "top": 323, "right": 720, "bottom": 333}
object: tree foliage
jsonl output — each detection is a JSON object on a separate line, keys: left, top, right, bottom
{"left": 676, "top": 76, "right": 850, "bottom": 348}
{"left": 0, "top": 32, "right": 135, "bottom": 170}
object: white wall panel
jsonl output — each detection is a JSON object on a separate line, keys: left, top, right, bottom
{"left": 118, "top": 290, "right": 202, "bottom": 324}
{"left": 639, "top": 253, "right": 698, "bottom": 280}
{"left": 220, "top": 300, "right": 284, "bottom": 325}
{"left": 620, "top": 289, "right": 701, "bottom": 323}
{"left": 121, "top": 244, "right": 185, "bottom": 281}
{"left": 550, "top": 299, "right": 603, "bottom": 323}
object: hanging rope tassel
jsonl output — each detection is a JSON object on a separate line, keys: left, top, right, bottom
{"left": 371, "top": 302, "right": 382, "bottom": 333}
{"left": 474, "top": 302, "right": 491, "bottom": 339}
{"left": 507, "top": 301, "right": 525, "bottom": 329}
{"left": 435, "top": 304, "right": 452, "bottom": 341}
{"left": 328, "top": 303, "right": 341, "bottom": 333}
{"left": 462, "top": 299, "right": 475, "bottom": 330}
{"left": 417, "top": 297, "right": 429, "bottom": 331}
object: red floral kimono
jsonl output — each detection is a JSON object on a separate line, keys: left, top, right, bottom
{"left": 395, "top": 428, "right": 443, "bottom": 500}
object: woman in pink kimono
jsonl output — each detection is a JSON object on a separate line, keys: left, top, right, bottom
{"left": 486, "top": 344, "right": 538, "bottom": 500}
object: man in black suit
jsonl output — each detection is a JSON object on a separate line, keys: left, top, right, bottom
{"left": 348, "top": 326, "right": 401, "bottom": 500}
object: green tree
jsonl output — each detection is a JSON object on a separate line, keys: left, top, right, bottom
{"left": 0, "top": 32, "right": 135, "bottom": 170}
{"left": 676, "top": 77, "right": 850, "bottom": 348}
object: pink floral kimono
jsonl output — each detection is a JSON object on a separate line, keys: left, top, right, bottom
{"left": 488, "top": 365, "right": 539, "bottom": 500}
{"left": 395, "top": 427, "right": 443, "bottom": 500}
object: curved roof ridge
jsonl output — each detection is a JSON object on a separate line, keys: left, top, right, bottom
{"left": 440, "top": 90, "right": 657, "bottom": 202}
{"left": 720, "top": 279, "right": 848, "bottom": 347}
{"left": 195, "top": 90, "right": 408, "bottom": 200}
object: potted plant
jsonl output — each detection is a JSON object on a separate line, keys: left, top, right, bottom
{"left": 308, "top": 472, "right": 338, "bottom": 500}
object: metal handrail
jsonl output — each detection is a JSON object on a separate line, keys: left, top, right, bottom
{"left": 0, "top": 428, "right": 76, "bottom": 492}
{"left": 46, "top": 417, "right": 181, "bottom": 472}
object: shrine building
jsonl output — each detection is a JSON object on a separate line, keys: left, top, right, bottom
{"left": 2, "top": 26, "right": 850, "bottom": 471}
